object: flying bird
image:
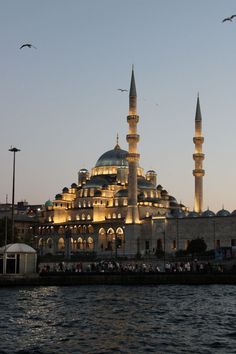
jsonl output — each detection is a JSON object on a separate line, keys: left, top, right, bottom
{"left": 19, "top": 43, "right": 37, "bottom": 49}
{"left": 117, "top": 88, "right": 128, "bottom": 92}
{"left": 222, "top": 15, "right": 236, "bottom": 23}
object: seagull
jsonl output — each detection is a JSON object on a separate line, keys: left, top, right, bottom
{"left": 20, "top": 43, "right": 37, "bottom": 49}
{"left": 117, "top": 88, "right": 128, "bottom": 92}
{"left": 222, "top": 15, "right": 236, "bottom": 23}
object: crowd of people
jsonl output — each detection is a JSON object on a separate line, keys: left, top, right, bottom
{"left": 39, "top": 259, "right": 224, "bottom": 274}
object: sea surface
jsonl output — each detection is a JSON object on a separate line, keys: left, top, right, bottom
{"left": 0, "top": 285, "right": 235, "bottom": 354}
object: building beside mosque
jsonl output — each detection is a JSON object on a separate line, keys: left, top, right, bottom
{"left": 33, "top": 69, "right": 236, "bottom": 259}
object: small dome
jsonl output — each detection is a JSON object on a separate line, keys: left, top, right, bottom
{"left": 157, "top": 184, "right": 163, "bottom": 191}
{"left": 187, "top": 211, "right": 199, "bottom": 218}
{"left": 231, "top": 210, "right": 236, "bottom": 216}
{"left": 79, "top": 168, "right": 89, "bottom": 173}
{"left": 161, "top": 189, "right": 168, "bottom": 196}
{"left": 95, "top": 145, "right": 128, "bottom": 168}
{"left": 0, "top": 243, "right": 36, "bottom": 254}
{"left": 216, "top": 208, "right": 230, "bottom": 217}
{"left": 45, "top": 200, "right": 53, "bottom": 207}
{"left": 171, "top": 209, "right": 185, "bottom": 218}
{"left": 115, "top": 189, "right": 128, "bottom": 197}
{"left": 55, "top": 194, "right": 62, "bottom": 200}
{"left": 202, "top": 209, "right": 215, "bottom": 217}
{"left": 71, "top": 183, "right": 77, "bottom": 188}
{"left": 62, "top": 187, "right": 69, "bottom": 193}
{"left": 146, "top": 170, "right": 156, "bottom": 174}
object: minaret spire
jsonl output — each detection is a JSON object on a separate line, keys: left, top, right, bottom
{"left": 129, "top": 66, "right": 137, "bottom": 115}
{"left": 193, "top": 95, "right": 205, "bottom": 213}
{"left": 125, "top": 67, "right": 140, "bottom": 224}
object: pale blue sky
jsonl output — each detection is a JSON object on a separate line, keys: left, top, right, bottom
{"left": 1, "top": 0, "right": 236, "bottom": 212}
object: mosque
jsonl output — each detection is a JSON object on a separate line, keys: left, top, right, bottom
{"left": 34, "top": 69, "right": 236, "bottom": 259}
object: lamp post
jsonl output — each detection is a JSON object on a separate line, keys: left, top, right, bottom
{"left": 9, "top": 147, "right": 20, "bottom": 243}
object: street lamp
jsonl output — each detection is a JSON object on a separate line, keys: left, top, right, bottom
{"left": 9, "top": 146, "right": 20, "bottom": 243}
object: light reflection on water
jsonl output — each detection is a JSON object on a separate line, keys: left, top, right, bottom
{"left": 0, "top": 285, "right": 236, "bottom": 353}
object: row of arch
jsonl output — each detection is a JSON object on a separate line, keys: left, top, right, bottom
{"left": 37, "top": 227, "right": 125, "bottom": 254}
{"left": 37, "top": 224, "right": 94, "bottom": 235}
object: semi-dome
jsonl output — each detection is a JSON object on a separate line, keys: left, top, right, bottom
{"left": 55, "top": 194, "right": 62, "bottom": 200}
{"left": 202, "top": 209, "right": 215, "bottom": 217}
{"left": 231, "top": 210, "right": 236, "bottom": 216}
{"left": 83, "top": 176, "right": 109, "bottom": 188}
{"left": 115, "top": 189, "right": 128, "bottom": 197}
{"left": 71, "top": 183, "right": 77, "bottom": 188}
{"left": 138, "top": 177, "right": 155, "bottom": 189}
{"left": 95, "top": 144, "right": 128, "bottom": 168}
{"left": 62, "top": 187, "right": 69, "bottom": 193}
{"left": 216, "top": 208, "right": 230, "bottom": 217}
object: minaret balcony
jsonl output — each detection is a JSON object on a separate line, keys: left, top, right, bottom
{"left": 193, "top": 169, "right": 205, "bottom": 177}
{"left": 127, "top": 153, "right": 140, "bottom": 162}
{"left": 193, "top": 153, "right": 205, "bottom": 161}
{"left": 127, "top": 115, "right": 139, "bottom": 123}
{"left": 126, "top": 134, "right": 140, "bottom": 143}
{"left": 193, "top": 137, "right": 204, "bottom": 144}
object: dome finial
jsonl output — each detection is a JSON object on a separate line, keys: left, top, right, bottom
{"left": 115, "top": 133, "right": 120, "bottom": 150}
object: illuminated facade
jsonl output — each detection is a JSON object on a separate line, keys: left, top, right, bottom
{"left": 34, "top": 70, "right": 236, "bottom": 259}
{"left": 35, "top": 69, "right": 187, "bottom": 257}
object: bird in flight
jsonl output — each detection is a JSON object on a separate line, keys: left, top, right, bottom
{"left": 117, "top": 88, "right": 128, "bottom": 92}
{"left": 222, "top": 15, "right": 236, "bottom": 23}
{"left": 20, "top": 43, "right": 37, "bottom": 49}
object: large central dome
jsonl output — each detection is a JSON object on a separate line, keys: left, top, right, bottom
{"left": 95, "top": 144, "right": 128, "bottom": 168}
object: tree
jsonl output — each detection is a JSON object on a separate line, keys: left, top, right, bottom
{"left": 187, "top": 238, "right": 207, "bottom": 255}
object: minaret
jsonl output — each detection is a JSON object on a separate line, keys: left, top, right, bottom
{"left": 125, "top": 67, "right": 140, "bottom": 224}
{"left": 193, "top": 95, "right": 205, "bottom": 213}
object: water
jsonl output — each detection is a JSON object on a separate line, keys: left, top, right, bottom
{"left": 0, "top": 285, "right": 236, "bottom": 354}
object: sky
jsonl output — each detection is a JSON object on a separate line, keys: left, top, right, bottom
{"left": 1, "top": 0, "right": 236, "bottom": 212}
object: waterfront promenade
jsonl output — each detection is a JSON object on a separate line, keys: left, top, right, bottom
{"left": 1, "top": 259, "right": 236, "bottom": 286}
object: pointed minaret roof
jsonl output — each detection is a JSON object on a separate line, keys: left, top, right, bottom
{"left": 129, "top": 66, "right": 137, "bottom": 115}
{"left": 129, "top": 65, "right": 137, "bottom": 97}
{"left": 195, "top": 94, "right": 202, "bottom": 122}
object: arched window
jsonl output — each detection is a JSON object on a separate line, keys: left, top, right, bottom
{"left": 47, "top": 237, "right": 52, "bottom": 249}
{"left": 78, "top": 237, "right": 83, "bottom": 250}
{"left": 88, "top": 225, "right": 94, "bottom": 234}
{"left": 58, "top": 237, "right": 65, "bottom": 250}
{"left": 98, "top": 228, "right": 106, "bottom": 251}
{"left": 87, "top": 236, "right": 94, "bottom": 250}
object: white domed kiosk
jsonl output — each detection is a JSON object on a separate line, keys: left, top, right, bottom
{"left": 0, "top": 243, "right": 37, "bottom": 275}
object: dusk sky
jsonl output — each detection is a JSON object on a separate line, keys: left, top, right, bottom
{"left": 1, "top": 0, "right": 236, "bottom": 212}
